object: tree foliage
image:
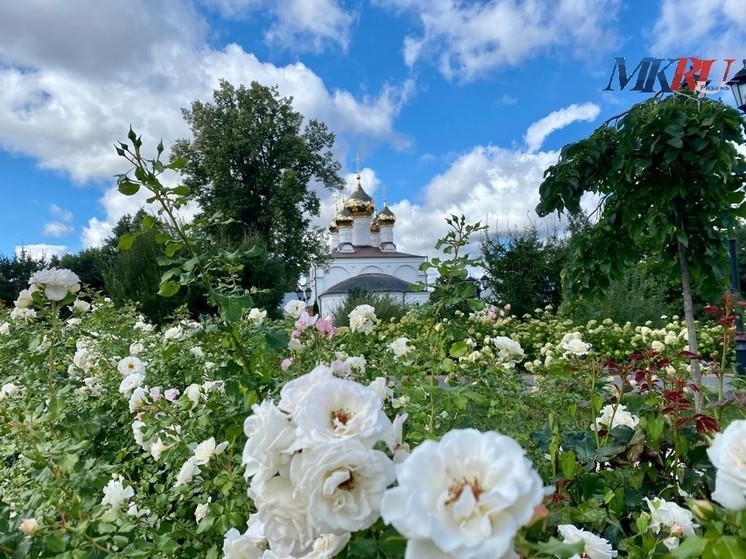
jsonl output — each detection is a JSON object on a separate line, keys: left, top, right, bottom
{"left": 482, "top": 225, "right": 568, "bottom": 317}
{"left": 172, "top": 80, "right": 344, "bottom": 293}
{"left": 537, "top": 92, "right": 746, "bottom": 387}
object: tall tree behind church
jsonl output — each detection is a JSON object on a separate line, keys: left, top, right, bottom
{"left": 172, "top": 81, "right": 344, "bottom": 295}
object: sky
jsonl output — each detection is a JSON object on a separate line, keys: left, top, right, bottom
{"left": 0, "top": 0, "right": 744, "bottom": 262}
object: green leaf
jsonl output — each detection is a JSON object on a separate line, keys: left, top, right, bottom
{"left": 559, "top": 450, "right": 577, "bottom": 479}
{"left": 265, "top": 331, "right": 290, "bottom": 351}
{"left": 449, "top": 341, "right": 469, "bottom": 358}
{"left": 141, "top": 214, "right": 155, "bottom": 230}
{"left": 168, "top": 156, "right": 188, "bottom": 170}
{"left": 165, "top": 242, "right": 184, "bottom": 257}
{"left": 158, "top": 281, "right": 181, "bottom": 297}
{"left": 533, "top": 538, "right": 585, "bottom": 558}
{"left": 712, "top": 536, "right": 746, "bottom": 558}
{"left": 670, "top": 536, "right": 708, "bottom": 558}
{"left": 118, "top": 180, "right": 140, "bottom": 196}
{"left": 667, "top": 137, "right": 684, "bottom": 149}
{"left": 171, "top": 185, "right": 190, "bottom": 196}
{"left": 118, "top": 233, "right": 137, "bottom": 250}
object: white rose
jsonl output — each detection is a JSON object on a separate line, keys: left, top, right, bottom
{"left": 248, "top": 308, "right": 267, "bottom": 324}
{"left": 243, "top": 400, "right": 296, "bottom": 488}
{"left": 707, "top": 419, "right": 746, "bottom": 510}
{"left": 190, "top": 345, "right": 204, "bottom": 358}
{"left": 192, "top": 437, "right": 228, "bottom": 465}
{"left": 291, "top": 377, "right": 391, "bottom": 451}
{"left": 15, "top": 288, "right": 34, "bottom": 309}
{"left": 389, "top": 337, "right": 412, "bottom": 358}
{"left": 118, "top": 373, "right": 145, "bottom": 396}
{"left": 101, "top": 477, "right": 135, "bottom": 510}
{"left": 348, "top": 304, "right": 378, "bottom": 334}
{"left": 278, "top": 365, "right": 333, "bottom": 415}
{"left": 0, "top": 382, "right": 21, "bottom": 399}
{"left": 19, "top": 518, "right": 39, "bottom": 536}
{"left": 0, "top": 322, "right": 9, "bottom": 335}
{"left": 253, "top": 476, "right": 315, "bottom": 557}
{"left": 10, "top": 307, "right": 36, "bottom": 322}
{"left": 290, "top": 439, "right": 395, "bottom": 533}
{"left": 288, "top": 337, "right": 303, "bottom": 352}
{"left": 195, "top": 502, "right": 209, "bottom": 524}
{"left": 595, "top": 404, "right": 639, "bottom": 430}
{"left": 128, "top": 386, "right": 149, "bottom": 412}
{"left": 284, "top": 299, "right": 307, "bottom": 319}
{"left": 644, "top": 497, "right": 697, "bottom": 549}
{"left": 183, "top": 383, "right": 202, "bottom": 408}
{"left": 557, "top": 524, "right": 618, "bottom": 559}
{"left": 381, "top": 429, "right": 546, "bottom": 559}
{"left": 117, "top": 356, "right": 145, "bottom": 377}
{"left": 175, "top": 457, "right": 201, "bottom": 487}
{"left": 222, "top": 515, "right": 267, "bottom": 559}
{"left": 72, "top": 299, "right": 91, "bottom": 313}
{"left": 562, "top": 337, "right": 591, "bottom": 357}
{"left": 368, "top": 377, "right": 391, "bottom": 402}
{"left": 29, "top": 267, "right": 81, "bottom": 301}
{"left": 492, "top": 336, "right": 525, "bottom": 366}
{"left": 163, "top": 326, "right": 183, "bottom": 341}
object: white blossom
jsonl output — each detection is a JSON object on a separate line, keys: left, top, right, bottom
{"left": 249, "top": 308, "right": 268, "bottom": 324}
{"left": 284, "top": 299, "right": 307, "bottom": 319}
{"left": 243, "top": 400, "right": 296, "bottom": 488}
{"left": 10, "top": 307, "right": 36, "bottom": 322}
{"left": 72, "top": 299, "right": 91, "bottom": 313}
{"left": 560, "top": 333, "right": 591, "bottom": 357}
{"left": 389, "top": 337, "right": 412, "bottom": 358}
{"left": 0, "top": 322, "right": 10, "bottom": 335}
{"left": 644, "top": 497, "right": 697, "bottom": 549}
{"left": 195, "top": 501, "right": 210, "bottom": 524}
{"left": 707, "top": 419, "right": 746, "bottom": 510}
{"left": 19, "top": 518, "right": 39, "bottom": 536}
{"left": 595, "top": 404, "right": 640, "bottom": 431}
{"left": 117, "top": 356, "right": 145, "bottom": 377}
{"left": 557, "top": 524, "right": 617, "bottom": 559}
{"left": 15, "top": 288, "right": 34, "bottom": 309}
{"left": 175, "top": 457, "right": 201, "bottom": 487}
{"left": 28, "top": 267, "right": 80, "bottom": 301}
{"left": 381, "top": 429, "right": 547, "bottom": 559}
{"left": 128, "top": 386, "right": 149, "bottom": 412}
{"left": 101, "top": 477, "right": 135, "bottom": 511}
{"left": 492, "top": 336, "right": 525, "bottom": 366}
{"left": 290, "top": 439, "right": 395, "bottom": 533}
{"left": 253, "top": 476, "right": 315, "bottom": 557}
{"left": 192, "top": 437, "right": 228, "bottom": 465}
{"left": 278, "top": 365, "right": 334, "bottom": 415}
{"left": 0, "top": 382, "right": 21, "bottom": 399}
{"left": 348, "top": 304, "right": 378, "bottom": 334}
{"left": 118, "top": 373, "right": 145, "bottom": 396}
{"left": 183, "top": 383, "right": 202, "bottom": 408}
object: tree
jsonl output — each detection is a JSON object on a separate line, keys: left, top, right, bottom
{"left": 481, "top": 225, "right": 568, "bottom": 317}
{"left": 0, "top": 250, "right": 43, "bottom": 304}
{"left": 536, "top": 92, "right": 746, "bottom": 389}
{"left": 172, "top": 80, "right": 344, "bottom": 295}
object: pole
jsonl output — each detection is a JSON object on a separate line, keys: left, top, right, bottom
{"left": 728, "top": 238, "right": 746, "bottom": 376}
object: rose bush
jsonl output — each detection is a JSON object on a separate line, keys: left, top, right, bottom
{"left": 1, "top": 135, "right": 744, "bottom": 557}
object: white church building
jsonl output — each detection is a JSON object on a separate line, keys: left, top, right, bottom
{"left": 304, "top": 174, "right": 430, "bottom": 318}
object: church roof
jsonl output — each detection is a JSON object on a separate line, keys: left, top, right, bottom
{"left": 324, "top": 273, "right": 416, "bottom": 294}
{"left": 331, "top": 246, "right": 422, "bottom": 259}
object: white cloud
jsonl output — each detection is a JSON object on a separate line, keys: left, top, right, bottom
{"left": 377, "top": 0, "right": 621, "bottom": 81}
{"left": 49, "top": 203, "right": 73, "bottom": 222}
{"left": 524, "top": 103, "right": 600, "bottom": 153}
{"left": 43, "top": 221, "right": 73, "bottom": 237}
{"left": 81, "top": 218, "right": 114, "bottom": 250}
{"left": 651, "top": 0, "right": 746, "bottom": 56}
{"left": 15, "top": 243, "right": 68, "bottom": 261}
{"left": 0, "top": 2, "right": 412, "bottom": 249}
{"left": 202, "top": 0, "right": 354, "bottom": 52}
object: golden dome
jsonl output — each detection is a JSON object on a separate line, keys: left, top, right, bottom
{"left": 336, "top": 207, "right": 354, "bottom": 226}
{"left": 377, "top": 204, "right": 396, "bottom": 224}
{"left": 344, "top": 175, "right": 375, "bottom": 216}
{"left": 370, "top": 218, "right": 381, "bottom": 233}
{"left": 328, "top": 218, "right": 338, "bottom": 233}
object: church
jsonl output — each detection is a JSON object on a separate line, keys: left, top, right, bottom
{"left": 302, "top": 174, "right": 430, "bottom": 318}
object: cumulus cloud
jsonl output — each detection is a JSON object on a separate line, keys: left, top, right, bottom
{"left": 15, "top": 243, "right": 68, "bottom": 261}
{"left": 650, "top": 0, "right": 746, "bottom": 57}
{"left": 202, "top": 0, "right": 354, "bottom": 51}
{"left": 43, "top": 222, "right": 73, "bottom": 238}
{"left": 0, "top": 1, "right": 412, "bottom": 249}
{"left": 49, "top": 204, "right": 73, "bottom": 222}
{"left": 524, "top": 103, "right": 600, "bottom": 153}
{"left": 377, "top": 0, "right": 621, "bottom": 81}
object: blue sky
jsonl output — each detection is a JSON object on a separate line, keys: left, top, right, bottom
{"left": 0, "top": 0, "right": 744, "bottom": 261}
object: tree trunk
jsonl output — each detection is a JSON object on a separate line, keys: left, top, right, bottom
{"left": 675, "top": 200, "right": 702, "bottom": 411}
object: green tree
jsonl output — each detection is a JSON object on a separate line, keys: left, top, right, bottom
{"left": 0, "top": 250, "right": 43, "bottom": 304}
{"left": 482, "top": 225, "right": 567, "bottom": 317}
{"left": 58, "top": 248, "right": 109, "bottom": 292}
{"left": 537, "top": 93, "right": 746, "bottom": 388}
{"left": 172, "top": 80, "right": 344, "bottom": 294}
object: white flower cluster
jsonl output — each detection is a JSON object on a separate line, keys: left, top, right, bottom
{"left": 389, "top": 337, "right": 412, "bottom": 359}
{"left": 29, "top": 267, "right": 81, "bottom": 302}
{"left": 0, "top": 382, "right": 21, "bottom": 400}
{"left": 707, "top": 419, "right": 746, "bottom": 510}
{"left": 231, "top": 365, "right": 397, "bottom": 558}
{"left": 348, "top": 304, "right": 378, "bottom": 334}
{"left": 248, "top": 308, "right": 267, "bottom": 324}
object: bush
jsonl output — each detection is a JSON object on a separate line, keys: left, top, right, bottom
{"left": 331, "top": 287, "right": 410, "bottom": 326}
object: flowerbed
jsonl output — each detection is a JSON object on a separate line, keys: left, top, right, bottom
{"left": 1, "top": 271, "right": 745, "bottom": 558}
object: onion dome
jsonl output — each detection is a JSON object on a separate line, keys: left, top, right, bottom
{"left": 328, "top": 218, "right": 338, "bottom": 233}
{"left": 344, "top": 175, "right": 375, "bottom": 216}
{"left": 377, "top": 204, "right": 396, "bottom": 224}
{"left": 370, "top": 217, "right": 381, "bottom": 233}
{"left": 336, "top": 207, "right": 354, "bottom": 226}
